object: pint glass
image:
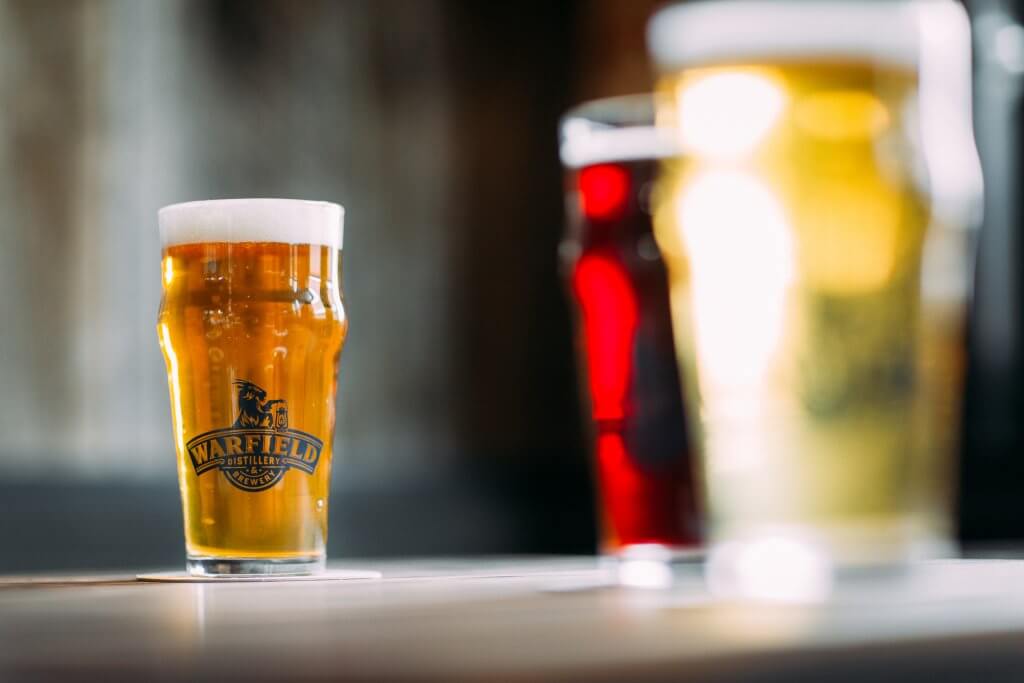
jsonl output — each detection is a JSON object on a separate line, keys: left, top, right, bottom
{"left": 157, "top": 199, "right": 346, "bottom": 576}
{"left": 647, "top": 1, "right": 980, "bottom": 598}
{"left": 560, "top": 96, "right": 701, "bottom": 584}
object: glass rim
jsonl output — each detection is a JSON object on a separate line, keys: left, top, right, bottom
{"left": 647, "top": 0, "right": 964, "bottom": 72}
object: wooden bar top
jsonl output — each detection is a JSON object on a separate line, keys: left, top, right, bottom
{"left": 2, "top": 557, "right": 1024, "bottom": 681}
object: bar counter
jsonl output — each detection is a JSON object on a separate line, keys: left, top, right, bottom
{"left": 2, "top": 557, "right": 1023, "bottom": 681}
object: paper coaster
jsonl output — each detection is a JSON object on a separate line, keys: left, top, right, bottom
{"left": 136, "top": 568, "right": 382, "bottom": 583}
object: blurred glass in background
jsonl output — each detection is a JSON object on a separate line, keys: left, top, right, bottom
{"left": 560, "top": 95, "right": 702, "bottom": 586}
{"left": 649, "top": 0, "right": 981, "bottom": 599}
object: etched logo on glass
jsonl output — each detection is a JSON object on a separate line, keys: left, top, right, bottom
{"left": 185, "top": 380, "right": 323, "bottom": 492}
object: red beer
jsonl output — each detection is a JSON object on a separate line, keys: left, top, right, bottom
{"left": 561, "top": 118, "right": 702, "bottom": 556}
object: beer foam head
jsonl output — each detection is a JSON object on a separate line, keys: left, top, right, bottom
{"left": 560, "top": 94, "right": 679, "bottom": 168}
{"left": 648, "top": 0, "right": 953, "bottom": 70}
{"left": 159, "top": 198, "right": 344, "bottom": 249}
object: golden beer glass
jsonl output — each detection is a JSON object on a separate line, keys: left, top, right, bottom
{"left": 647, "top": 1, "right": 981, "bottom": 599}
{"left": 158, "top": 199, "right": 346, "bottom": 576}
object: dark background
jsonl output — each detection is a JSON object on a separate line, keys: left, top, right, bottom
{"left": 959, "top": 0, "right": 1024, "bottom": 543}
{"left": 0, "top": 0, "right": 1020, "bottom": 572}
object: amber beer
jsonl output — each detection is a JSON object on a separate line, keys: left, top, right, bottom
{"left": 648, "top": 1, "right": 979, "bottom": 596}
{"left": 158, "top": 199, "right": 346, "bottom": 576}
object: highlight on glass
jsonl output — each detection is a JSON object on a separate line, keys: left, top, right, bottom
{"left": 647, "top": 0, "right": 982, "bottom": 600}
{"left": 560, "top": 96, "right": 702, "bottom": 587}
{"left": 157, "top": 198, "right": 347, "bottom": 576}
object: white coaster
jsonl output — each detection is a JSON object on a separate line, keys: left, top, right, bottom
{"left": 136, "top": 568, "right": 382, "bottom": 583}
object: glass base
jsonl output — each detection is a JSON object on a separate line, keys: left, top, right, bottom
{"left": 705, "top": 526, "right": 955, "bottom": 603}
{"left": 187, "top": 555, "right": 325, "bottom": 577}
{"left": 609, "top": 543, "right": 705, "bottom": 589}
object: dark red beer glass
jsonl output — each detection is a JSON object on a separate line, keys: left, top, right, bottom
{"left": 560, "top": 96, "right": 702, "bottom": 582}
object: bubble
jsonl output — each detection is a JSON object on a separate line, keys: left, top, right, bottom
{"left": 208, "top": 347, "right": 224, "bottom": 362}
{"left": 637, "top": 234, "right": 660, "bottom": 261}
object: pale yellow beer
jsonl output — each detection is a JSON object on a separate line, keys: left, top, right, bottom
{"left": 157, "top": 199, "right": 346, "bottom": 576}
{"left": 648, "top": 1, "right": 979, "bottom": 595}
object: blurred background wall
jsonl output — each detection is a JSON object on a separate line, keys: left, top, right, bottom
{"left": 0, "top": 0, "right": 661, "bottom": 571}
{"left": 1, "top": 0, "right": 1021, "bottom": 571}
{"left": 959, "top": 0, "right": 1024, "bottom": 543}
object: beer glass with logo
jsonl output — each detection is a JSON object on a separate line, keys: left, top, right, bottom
{"left": 647, "top": 1, "right": 981, "bottom": 599}
{"left": 560, "top": 96, "right": 702, "bottom": 586}
{"left": 158, "top": 199, "right": 346, "bottom": 576}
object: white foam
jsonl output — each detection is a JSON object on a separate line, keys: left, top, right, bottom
{"left": 647, "top": 1, "right": 949, "bottom": 70}
{"left": 560, "top": 95, "right": 678, "bottom": 168}
{"left": 159, "top": 198, "right": 344, "bottom": 249}
{"left": 560, "top": 124, "right": 678, "bottom": 168}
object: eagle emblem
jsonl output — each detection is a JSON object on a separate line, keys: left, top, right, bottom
{"left": 184, "top": 379, "right": 321, "bottom": 492}
{"left": 232, "top": 379, "right": 287, "bottom": 430}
